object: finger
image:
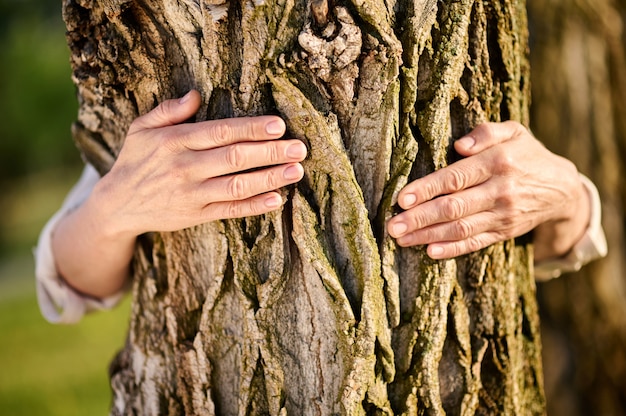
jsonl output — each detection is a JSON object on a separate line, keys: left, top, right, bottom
{"left": 425, "top": 231, "right": 504, "bottom": 259}
{"left": 394, "top": 210, "right": 500, "bottom": 247}
{"left": 454, "top": 121, "right": 526, "bottom": 157}
{"left": 202, "top": 163, "right": 304, "bottom": 204}
{"left": 389, "top": 185, "right": 496, "bottom": 238}
{"left": 396, "top": 156, "right": 493, "bottom": 210}
{"left": 397, "top": 213, "right": 512, "bottom": 259}
{"left": 202, "top": 191, "right": 286, "bottom": 221}
{"left": 128, "top": 90, "right": 202, "bottom": 134}
{"left": 185, "top": 140, "right": 307, "bottom": 179}
{"left": 167, "top": 115, "right": 287, "bottom": 152}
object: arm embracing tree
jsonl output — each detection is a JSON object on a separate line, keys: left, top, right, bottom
{"left": 63, "top": 0, "right": 545, "bottom": 414}
{"left": 528, "top": 0, "right": 626, "bottom": 413}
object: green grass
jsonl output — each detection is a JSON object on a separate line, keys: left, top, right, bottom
{"left": 0, "top": 270, "right": 131, "bottom": 416}
{"left": 0, "top": 169, "right": 131, "bottom": 416}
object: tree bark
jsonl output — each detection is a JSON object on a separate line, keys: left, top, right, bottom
{"left": 63, "top": 0, "right": 545, "bottom": 414}
{"left": 527, "top": 0, "right": 626, "bottom": 414}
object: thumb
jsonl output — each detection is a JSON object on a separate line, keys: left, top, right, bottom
{"left": 128, "top": 90, "right": 202, "bottom": 134}
{"left": 455, "top": 121, "right": 524, "bottom": 157}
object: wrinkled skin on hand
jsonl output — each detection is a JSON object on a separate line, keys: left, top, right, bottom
{"left": 387, "top": 121, "right": 590, "bottom": 261}
{"left": 52, "top": 90, "right": 308, "bottom": 299}
{"left": 95, "top": 90, "right": 308, "bottom": 238}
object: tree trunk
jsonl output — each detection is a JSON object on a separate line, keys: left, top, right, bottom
{"left": 527, "top": 0, "right": 626, "bottom": 414}
{"left": 63, "top": 0, "right": 544, "bottom": 414}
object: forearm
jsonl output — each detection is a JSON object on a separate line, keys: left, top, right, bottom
{"left": 51, "top": 189, "right": 136, "bottom": 299}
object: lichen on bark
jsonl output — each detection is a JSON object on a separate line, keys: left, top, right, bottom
{"left": 63, "top": 0, "right": 545, "bottom": 414}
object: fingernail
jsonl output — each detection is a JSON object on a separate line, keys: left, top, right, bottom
{"left": 392, "top": 222, "right": 408, "bottom": 236}
{"left": 266, "top": 119, "right": 285, "bottom": 135}
{"left": 265, "top": 195, "right": 282, "bottom": 208}
{"left": 287, "top": 142, "right": 307, "bottom": 159}
{"left": 284, "top": 164, "right": 303, "bottom": 180}
{"left": 402, "top": 193, "right": 417, "bottom": 207}
{"left": 179, "top": 91, "right": 193, "bottom": 104}
{"left": 429, "top": 245, "right": 444, "bottom": 257}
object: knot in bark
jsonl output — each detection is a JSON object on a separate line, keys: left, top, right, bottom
{"left": 298, "top": 6, "right": 362, "bottom": 83}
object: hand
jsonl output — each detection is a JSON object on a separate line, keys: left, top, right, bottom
{"left": 93, "top": 90, "right": 307, "bottom": 238}
{"left": 386, "top": 121, "right": 590, "bottom": 260}
{"left": 52, "top": 90, "right": 307, "bottom": 299}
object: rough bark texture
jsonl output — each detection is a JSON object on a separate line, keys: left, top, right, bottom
{"left": 528, "top": 0, "right": 626, "bottom": 414}
{"left": 63, "top": 0, "right": 545, "bottom": 414}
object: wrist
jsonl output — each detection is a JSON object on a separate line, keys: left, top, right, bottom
{"left": 534, "top": 171, "right": 591, "bottom": 261}
{"left": 89, "top": 174, "right": 141, "bottom": 243}
{"left": 51, "top": 195, "right": 135, "bottom": 299}
{"left": 534, "top": 174, "right": 607, "bottom": 279}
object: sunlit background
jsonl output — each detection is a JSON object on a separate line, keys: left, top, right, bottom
{"left": 1, "top": 0, "right": 624, "bottom": 415}
{"left": 0, "top": 1, "right": 130, "bottom": 414}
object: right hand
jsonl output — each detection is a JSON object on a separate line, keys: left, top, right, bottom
{"left": 92, "top": 90, "right": 307, "bottom": 238}
{"left": 386, "top": 121, "right": 588, "bottom": 260}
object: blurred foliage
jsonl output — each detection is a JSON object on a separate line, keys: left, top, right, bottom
{"left": 0, "top": 4, "right": 126, "bottom": 415}
{"left": 0, "top": 0, "right": 81, "bottom": 182}
{"left": 0, "top": 0, "right": 61, "bottom": 27}
{"left": 0, "top": 0, "right": 82, "bottom": 257}
{"left": 0, "top": 168, "right": 83, "bottom": 257}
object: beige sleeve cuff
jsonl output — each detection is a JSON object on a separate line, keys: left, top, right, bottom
{"left": 34, "top": 165, "right": 126, "bottom": 324}
{"left": 534, "top": 174, "right": 608, "bottom": 281}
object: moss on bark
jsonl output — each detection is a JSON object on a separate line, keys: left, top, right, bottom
{"left": 63, "top": 0, "right": 545, "bottom": 414}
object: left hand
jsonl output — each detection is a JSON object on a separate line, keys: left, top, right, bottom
{"left": 386, "top": 121, "right": 590, "bottom": 260}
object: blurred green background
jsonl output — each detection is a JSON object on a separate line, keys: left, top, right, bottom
{"left": 0, "top": 1, "right": 131, "bottom": 414}
{"left": 1, "top": 0, "right": 623, "bottom": 415}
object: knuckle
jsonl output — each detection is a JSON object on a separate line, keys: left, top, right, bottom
{"left": 477, "top": 123, "right": 494, "bottom": 141}
{"left": 498, "top": 210, "right": 518, "bottom": 233}
{"left": 497, "top": 180, "right": 517, "bottom": 209}
{"left": 420, "top": 227, "right": 440, "bottom": 244}
{"left": 442, "top": 242, "right": 463, "bottom": 258}
{"left": 268, "top": 143, "right": 281, "bottom": 164}
{"left": 503, "top": 120, "right": 521, "bottom": 131}
{"left": 210, "top": 122, "right": 235, "bottom": 146}
{"left": 460, "top": 235, "right": 488, "bottom": 255}
{"left": 264, "top": 169, "right": 280, "bottom": 190}
{"left": 446, "top": 168, "right": 468, "bottom": 191}
{"left": 421, "top": 181, "right": 439, "bottom": 202}
{"left": 499, "top": 214, "right": 517, "bottom": 229}
{"left": 486, "top": 123, "right": 499, "bottom": 142}
{"left": 227, "top": 201, "right": 244, "bottom": 219}
{"left": 492, "top": 147, "right": 516, "bottom": 174}
{"left": 453, "top": 218, "right": 474, "bottom": 239}
{"left": 410, "top": 210, "right": 428, "bottom": 230}
{"left": 441, "top": 196, "right": 466, "bottom": 219}
{"left": 227, "top": 175, "right": 247, "bottom": 200}
{"left": 465, "top": 236, "right": 484, "bottom": 253}
{"left": 247, "top": 198, "right": 265, "bottom": 216}
{"left": 170, "top": 159, "right": 191, "bottom": 181}
{"left": 225, "top": 145, "right": 247, "bottom": 170}
{"left": 245, "top": 118, "right": 260, "bottom": 140}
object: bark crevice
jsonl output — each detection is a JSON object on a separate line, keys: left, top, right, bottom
{"left": 63, "top": 0, "right": 545, "bottom": 413}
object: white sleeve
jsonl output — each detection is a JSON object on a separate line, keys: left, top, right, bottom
{"left": 34, "top": 164, "right": 127, "bottom": 324}
{"left": 534, "top": 174, "right": 608, "bottom": 281}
